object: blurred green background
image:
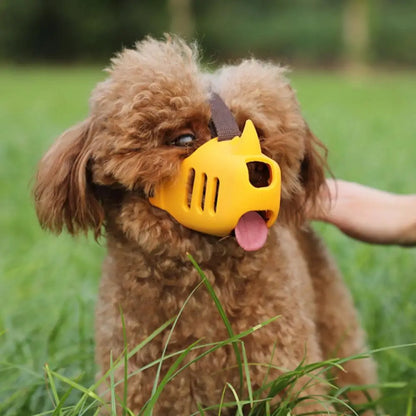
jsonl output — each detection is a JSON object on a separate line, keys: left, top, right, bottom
{"left": 1, "top": 0, "right": 416, "bottom": 415}
{"left": 0, "top": 0, "right": 416, "bottom": 67}
{"left": 1, "top": 0, "right": 416, "bottom": 68}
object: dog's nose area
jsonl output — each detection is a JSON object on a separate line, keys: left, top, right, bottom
{"left": 247, "top": 162, "right": 271, "bottom": 188}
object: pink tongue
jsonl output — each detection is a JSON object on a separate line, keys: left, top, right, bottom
{"left": 235, "top": 211, "right": 268, "bottom": 251}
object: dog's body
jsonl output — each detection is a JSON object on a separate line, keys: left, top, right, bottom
{"left": 34, "top": 37, "right": 377, "bottom": 414}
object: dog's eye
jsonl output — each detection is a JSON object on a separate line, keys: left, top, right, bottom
{"left": 171, "top": 134, "right": 196, "bottom": 147}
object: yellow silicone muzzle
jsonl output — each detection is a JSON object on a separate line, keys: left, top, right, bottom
{"left": 149, "top": 120, "right": 281, "bottom": 237}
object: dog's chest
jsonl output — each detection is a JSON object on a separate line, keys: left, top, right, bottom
{"left": 103, "top": 226, "right": 317, "bottom": 344}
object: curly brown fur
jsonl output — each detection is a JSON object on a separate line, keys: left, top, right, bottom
{"left": 34, "top": 36, "right": 377, "bottom": 415}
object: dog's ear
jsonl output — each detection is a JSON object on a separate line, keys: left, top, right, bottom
{"left": 298, "top": 126, "right": 328, "bottom": 222}
{"left": 278, "top": 124, "right": 328, "bottom": 226}
{"left": 33, "top": 118, "right": 104, "bottom": 237}
{"left": 301, "top": 126, "right": 327, "bottom": 203}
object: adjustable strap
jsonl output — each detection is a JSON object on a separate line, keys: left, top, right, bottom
{"left": 209, "top": 92, "right": 241, "bottom": 141}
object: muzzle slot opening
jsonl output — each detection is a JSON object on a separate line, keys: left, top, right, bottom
{"left": 213, "top": 178, "right": 220, "bottom": 213}
{"left": 201, "top": 173, "right": 207, "bottom": 211}
{"left": 247, "top": 162, "right": 272, "bottom": 188}
{"left": 186, "top": 168, "right": 195, "bottom": 208}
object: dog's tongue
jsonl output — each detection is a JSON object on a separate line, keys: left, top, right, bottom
{"left": 235, "top": 211, "right": 268, "bottom": 251}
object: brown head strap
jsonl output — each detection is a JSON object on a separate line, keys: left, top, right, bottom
{"left": 209, "top": 92, "right": 241, "bottom": 142}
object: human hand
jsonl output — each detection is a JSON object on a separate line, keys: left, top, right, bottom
{"left": 309, "top": 179, "right": 416, "bottom": 246}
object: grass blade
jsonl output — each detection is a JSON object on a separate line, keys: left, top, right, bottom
{"left": 140, "top": 339, "right": 202, "bottom": 416}
{"left": 44, "top": 363, "right": 60, "bottom": 409}
{"left": 226, "top": 382, "right": 244, "bottom": 416}
{"left": 241, "top": 342, "right": 254, "bottom": 409}
{"left": 120, "top": 308, "right": 129, "bottom": 416}
{"left": 217, "top": 385, "right": 227, "bottom": 416}
{"left": 167, "top": 317, "right": 280, "bottom": 384}
{"left": 48, "top": 369, "right": 104, "bottom": 404}
{"left": 150, "top": 280, "right": 203, "bottom": 412}
{"left": 406, "top": 390, "right": 413, "bottom": 416}
{"left": 109, "top": 351, "right": 118, "bottom": 416}
{"left": 187, "top": 253, "right": 244, "bottom": 394}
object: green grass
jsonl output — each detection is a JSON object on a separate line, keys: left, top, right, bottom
{"left": 0, "top": 66, "right": 415, "bottom": 415}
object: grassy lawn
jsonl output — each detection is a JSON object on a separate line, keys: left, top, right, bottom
{"left": 0, "top": 66, "right": 415, "bottom": 415}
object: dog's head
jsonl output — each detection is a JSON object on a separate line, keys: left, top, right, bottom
{"left": 34, "top": 37, "right": 327, "bottom": 251}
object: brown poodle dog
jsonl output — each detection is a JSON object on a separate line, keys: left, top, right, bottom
{"left": 34, "top": 37, "right": 377, "bottom": 415}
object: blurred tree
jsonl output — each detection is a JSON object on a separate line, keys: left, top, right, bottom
{"left": 343, "top": 0, "right": 370, "bottom": 72}
{"left": 0, "top": 0, "right": 415, "bottom": 66}
{"left": 371, "top": 0, "right": 416, "bottom": 66}
{"left": 0, "top": 0, "right": 168, "bottom": 62}
{"left": 168, "top": 0, "right": 195, "bottom": 40}
{"left": 194, "top": 0, "right": 343, "bottom": 65}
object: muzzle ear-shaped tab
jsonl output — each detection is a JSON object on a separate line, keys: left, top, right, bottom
{"left": 149, "top": 119, "right": 281, "bottom": 243}
{"left": 233, "top": 119, "right": 262, "bottom": 154}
